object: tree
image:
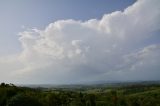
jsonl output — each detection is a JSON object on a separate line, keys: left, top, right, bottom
{"left": 111, "top": 90, "right": 118, "bottom": 106}
{"left": 7, "top": 93, "right": 42, "bottom": 106}
{"left": 87, "top": 94, "right": 96, "bottom": 106}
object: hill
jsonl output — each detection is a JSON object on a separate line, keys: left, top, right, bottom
{"left": 0, "top": 82, "right": 160, "bottom": 106}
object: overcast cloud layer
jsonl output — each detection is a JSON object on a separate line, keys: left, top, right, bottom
{"left": 0, "top": 0, "right": 160, "bottom": 84}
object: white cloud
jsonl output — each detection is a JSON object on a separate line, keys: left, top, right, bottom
{"left": 0, "top": 0, "right": 160, "bottom": 84}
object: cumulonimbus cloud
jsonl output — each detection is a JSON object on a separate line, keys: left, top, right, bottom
{"left": 0, "top": 0, "right": 160, "bottom": 84}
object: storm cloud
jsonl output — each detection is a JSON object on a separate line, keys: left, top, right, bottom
{"left": 0, "top": 0, "right": 160, "bottom": 84}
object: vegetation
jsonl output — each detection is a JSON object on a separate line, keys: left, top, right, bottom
{"left": 0, "top": 82, "right": 160, "bottom": 106}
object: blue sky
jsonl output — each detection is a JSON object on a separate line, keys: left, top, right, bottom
{"left": 0, "top": 0, "right": 160, "bottom": 84}
{"left": 0, "top": 0, "right": 135, "bottom": 55}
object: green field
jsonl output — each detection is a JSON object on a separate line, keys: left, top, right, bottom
{"left": 0, "top": 82, "right": 160, "bottom": 106}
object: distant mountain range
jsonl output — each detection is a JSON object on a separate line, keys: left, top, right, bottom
{"left": 17, "top": 80, "right": 160, "bottom": 89}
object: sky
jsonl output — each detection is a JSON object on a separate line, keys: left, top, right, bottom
{"left": 0, "top": 0, "right": 135, "bottom": 55}
{"left": 0, "top": 0, "right": 160, "bottom": 84}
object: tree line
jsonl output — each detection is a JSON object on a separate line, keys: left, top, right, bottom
{"left": 0, "top": 83, "right": 160, "bottom": 106}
